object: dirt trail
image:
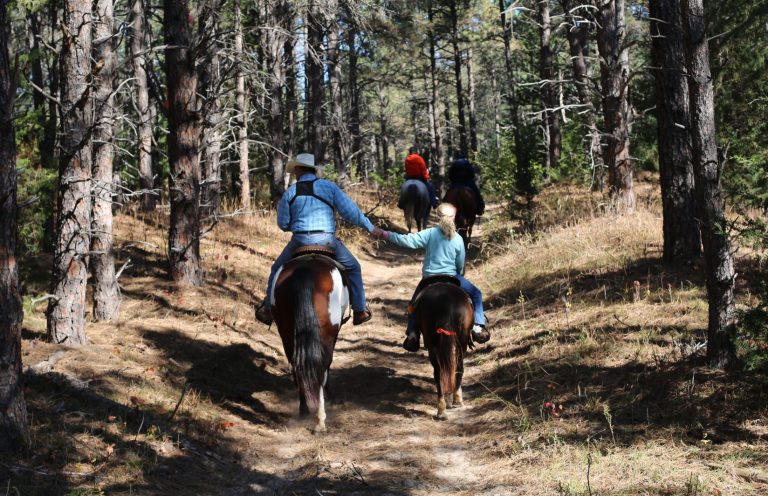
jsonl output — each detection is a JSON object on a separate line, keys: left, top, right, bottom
{"left": 236, "top": 226, "right": 505, "bottom": 496}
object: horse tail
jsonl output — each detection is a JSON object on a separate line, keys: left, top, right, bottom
{"left": 290, "top": 267, "right": 325, "bottom": 413}
{"left": 436, "top": 304, "right": 463, "bottom": 402}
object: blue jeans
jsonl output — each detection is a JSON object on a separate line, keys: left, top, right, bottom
{"left": 265, "top": 233, "right": 366, "bottom": 312}
{"left": 406, "top": 274, "right": 485, "bottom": 334}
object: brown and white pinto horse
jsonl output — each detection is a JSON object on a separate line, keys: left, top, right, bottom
{"left": 443, "top": 187, "right": 478, "bottom": 247}
{"left": 271, "top": 249, "right": 349, "bottom": 432}
{"left": 413, "top": 279, "right": 474, "bottom": 419}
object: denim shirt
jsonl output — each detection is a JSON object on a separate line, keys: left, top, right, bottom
{"left": 277, "top": 173, "right": 375, "bottom": 234}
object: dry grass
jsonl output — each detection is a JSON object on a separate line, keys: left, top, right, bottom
{"left": 5, "top": 183, "right": 768, "bottom": 495}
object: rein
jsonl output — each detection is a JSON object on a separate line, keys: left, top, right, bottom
{"left": 436, "top": 328, "right": 457, "bottom": 336}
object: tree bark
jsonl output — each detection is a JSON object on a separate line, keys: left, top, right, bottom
{"left": 164, "top": 0, "right": 202, "bottom": 286}
{"left": 131, "top": 0, "right": 156, "bottom": 212}
{"left": 377, "top": 84, "right": 390, "bottom": 174}
{"left": 235, "top": 0, "right": 250, "bottom": 209}
{"left": 448, "top": 0, "right": 468, "bottom": 158}
{"left": 306, "top": 1, "right": 325, "bottom": 162}
{"left": 682, "top": 0, "right": 736, "bottom": 368}
{"left": 91, "top": 0, "right": 120, "bottom": 321}
{"left": 596, "top": 0, "right": 634, "bottom": 209}
{"left": 198, "top": 0, "right": 224, "bottom": 217}
{"left": 427, "top": 1, "right": 445, "bottom": 185}
{"left": 0, "top": 0, "right": 29, "bottom": 450}
{"left": 539, "top": 0, "right": 561, "bottom": 172}
{"left": 327, "top": 1, "right": 347, "bottom": 184}
{"left": 48, "top": 0, "right": 93, "bottom": 345}
{"left": 344, "top": 5, "right": 362, "bottom": 177}
{"left": 265, "top": 0, "right": 288, "bottom": 205}
{"left": 284, "top": 15, "right": 297, "bottom": 163}
{"left": 649, "top": 0, "right": 701, "bottom": 265}
{"left": 562, "top": 0, "right": 603, "bottom": 188}
{"left": 466, "top": 46, "right": 478, "bottom": 154}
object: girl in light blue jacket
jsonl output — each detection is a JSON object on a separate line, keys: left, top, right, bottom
{"left": 379, "top": 203, "right": 490, "bottom": 351}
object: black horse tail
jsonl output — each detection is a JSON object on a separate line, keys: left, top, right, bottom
{"left": 436, "top": 304, "right": 463, "bottom": 405}
{"left": 290, "top": 267, "right": 325, "bottom": 414}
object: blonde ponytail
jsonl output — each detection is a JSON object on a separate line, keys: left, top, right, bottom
{"left": 437, "top": 203, "right": 457, "bottom": 240}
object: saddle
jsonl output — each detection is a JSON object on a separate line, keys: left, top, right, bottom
{"left": 408, "top": 274, "right": 461, "bottom": 312}
{"left": 290, "top": 245, "right": 347, "bottom": 274}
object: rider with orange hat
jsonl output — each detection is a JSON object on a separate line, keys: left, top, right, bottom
{"left": 402, "top": 148, "right": 439, "bottom": 208}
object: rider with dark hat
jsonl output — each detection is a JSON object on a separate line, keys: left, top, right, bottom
{"left": 448, "top": 157, "right": 485, "bottom": 215}
{"left": 255, "top": 153, "right": 379, "bottom": 326}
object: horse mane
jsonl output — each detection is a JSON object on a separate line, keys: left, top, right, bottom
{"left": 287, "top": 266, "right": 326, "bottom": 413}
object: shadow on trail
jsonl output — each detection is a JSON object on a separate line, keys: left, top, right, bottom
{"left": 460, "top": 323, "right": 768, "bottom": 447}
{"left": 141, "top": 328, "right": 291, "bottom": 426}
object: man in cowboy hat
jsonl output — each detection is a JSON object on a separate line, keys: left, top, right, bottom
{"left": 255, "top": 153, "right": 379, "bottom": 326}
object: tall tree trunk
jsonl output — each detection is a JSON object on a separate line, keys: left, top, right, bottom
{"left": 91, "top": 0, "right": 120, "bottom": 321}
{"left": 649, "top": 0, "right": 701, "bottom": 265}
{"left": 327, "top": 1, "right": 347, "bottom": 184}
{"left": 377, "top": 84, "right": 390, "bottom": 174}
{"left": 306, "top": 1, "right": 325, "bottom": 162}
{"left": 198, "top": 0, "right": 224, "bottom": 217}
{"left": 164, "top": 0, "right": 202, "bottom": 286}
{"left": 0, "top": 0, "right": 29, "bottom": 450}
{"left": 466, "top": 46, "right": 478, "bottom": 154}
{"left": 345, "top": 7, "right": 362, "bottom": 177}
{"left": 562, "top": 0, "right": 603, "bottom": 188}
{"left": 682, "top": 0, "right": 736, "bottom": 368}
{"left": 284, "top": 17, "right": 297, "bottom": 162}
{"left": 448, "top": 0, "right": 468, "bottom": 158}
{"left": 48, "top": 0, "right": 92, "bottom": 345}
{"left": 596, "top": 0, "right": 633, "bottom": 209}
{"left": 235, "top": 0, "right": 250, "bottom": 209}
{"left": 498, "top": 0, "right": 533, "bottom": 204}
{"left": 265, "top": 0, "right": 287, "bottom": 205}
{"left": 444, "top": 96, "right": 454, "bottom": 161}
{"left": 539, "top": 0, "right": 561, "bottom": 171}
{"left": 131, "top": 0, "right": 155, "bottom": 211}
{"left": 427, "top": 1, "right": 444, "bottom": 185}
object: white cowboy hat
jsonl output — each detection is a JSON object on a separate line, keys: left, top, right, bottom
{"left": 286, "top": 153, "right": 319, "bottom": 174}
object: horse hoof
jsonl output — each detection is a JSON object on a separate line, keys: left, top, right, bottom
{"left": 435, "top": 412, "right": 448, "bottom": 421}
{"left": 448, "top": 402, "right": 464, "bottom": 409}
{"left": 313, "top": 424, "right": 327, "bottom": 434}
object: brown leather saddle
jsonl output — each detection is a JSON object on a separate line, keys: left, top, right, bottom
{"left": 409, "top": 274, "right": 461, "bottom": 311}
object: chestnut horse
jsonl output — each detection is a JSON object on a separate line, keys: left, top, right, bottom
{"left": 443, "top": 186, "right": 477, "bottom": 247}
{"left": 271, "top": 249, "right": 349, "bottom": 432}
{"left": 413, "top": 278, "right": 474, "bottom": 419}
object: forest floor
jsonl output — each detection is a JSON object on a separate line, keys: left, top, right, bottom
{"left": 4, "top": 182, "right": 768, "bottom": 495}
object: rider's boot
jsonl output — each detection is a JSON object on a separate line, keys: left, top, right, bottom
{"left": 402, "top": 313, "right": 420, "bottom": 352}
{"left": 254, "top": 300, "right": 273, "bottom": 325}
{"left": 352, "top": 305, "right": 373, "bottom": 326}
{"left": 471, "top": 323, "right": 490, "bottom": 344}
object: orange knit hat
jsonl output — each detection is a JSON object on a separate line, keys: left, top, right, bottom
{"left": 404, "top": 153, "right": 426, "bottom": 169}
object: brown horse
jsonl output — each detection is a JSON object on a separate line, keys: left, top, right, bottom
{"left": 413, "top": 279, "right": 474, "bottom": 419}
{"left": 271, "top": 249, "right": 349, "bottom": 432}
{"left": 443, "top": 186, "right": 477, "bottom": 247}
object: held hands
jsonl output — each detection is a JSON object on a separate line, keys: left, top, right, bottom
{"left": 371, "top": 227, "right": 389, "bottom": 240}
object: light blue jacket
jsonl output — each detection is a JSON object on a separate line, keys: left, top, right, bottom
{"left": 387, "top": 227, "right": 465, "bottom": 277}
{"left": 277, "top": 173, "right": 375, "bottom": 234}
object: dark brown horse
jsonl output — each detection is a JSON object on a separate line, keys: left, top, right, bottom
{"left": 271, "top": 249, "right": 349, "bottom": 432}
{"left": 443, "top": 186, "right": 477, "bottom": 246}
{"left": 398, "top": 179, "right": 432, "bottom": 232}
{"left": 413, "top": 280, "right": 474, "bottom": 419}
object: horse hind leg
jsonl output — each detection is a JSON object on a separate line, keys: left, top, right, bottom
{"left": 314, "top": 370, "right": 329, "bottom": 433}
{"left": 434, "top": 367, "right": 448, "bottom": 420}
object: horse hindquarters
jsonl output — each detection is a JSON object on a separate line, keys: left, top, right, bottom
{"left": 285, "top": 268, "right": 326, "bottom": 420}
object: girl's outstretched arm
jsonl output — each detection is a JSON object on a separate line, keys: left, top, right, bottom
{"left": 386, "top": 227, "right": 434, "bottom": 250}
